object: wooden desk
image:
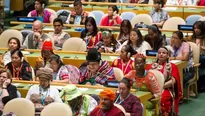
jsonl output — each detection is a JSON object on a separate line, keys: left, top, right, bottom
{"left": 13, "top": 80, "right": 152, "bottom": 116}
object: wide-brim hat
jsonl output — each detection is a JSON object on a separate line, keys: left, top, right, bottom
{"left": 59, "top": 84, "right": 82, "bottom": 102}
{"left": 86, "top": 48, "right": 101, "bottom": 62}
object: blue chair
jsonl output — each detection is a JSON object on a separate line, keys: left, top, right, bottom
{"left": 120, "top": 12, "right": 137, "bottom": 22}
{"left": 186, "top": 15, "right": 202, "bottom": 25}
{"left": 16, "top": 90, "right": 21, "bottom": 98}
{"left": 91, "top": 11, "right": 104, "bottom": 26}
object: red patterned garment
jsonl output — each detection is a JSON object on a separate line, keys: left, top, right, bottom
{"left": 112, "top": 58, "right": 134, "bottom": 75}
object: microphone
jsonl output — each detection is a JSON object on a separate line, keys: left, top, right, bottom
{"left": 74, "top": 39, "right": 85, "bottom": 59}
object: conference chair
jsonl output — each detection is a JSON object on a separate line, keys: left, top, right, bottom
{"left": 120, "top": 12, "right": 136, "bottom": 22}
{"left": 3, "top": 98, "right": 35, "bottom": 116}
{"left": 113, "top": 67, "right": 124, "bottom": 81}
{"left": 41, "top": 102, "right": 72, "bottom": 116}
{"left": 162, "top": 17, "right": 186, "bottom": 30}
{"left": 131, "top": 14, "right": 152, "bottom": 27}
{"left": 185, "top": 42, "right": 200, "bottom": 103}
{"left": 186, "top": 15, "right": 202, "bottom": 25}
{"left": 0, "top": 29, "right": 23, "bottom": 47}
{"left": 91, "top": 10, "right": 105, "bottom": 26}
{"left": 62, "top": 37, "right": 87, "bottom": 52}
{"left": 198, "top": 17, "right": 205, "bottom": 21}
{"left": 149, "top": 70, "right": 165, "bottom": 116}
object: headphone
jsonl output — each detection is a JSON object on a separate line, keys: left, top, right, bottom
{"left": 42, "top": 3, "right": 45, "bottom": 9}
{"left": 21, "top": 57, "right": 24, "bottom": 62}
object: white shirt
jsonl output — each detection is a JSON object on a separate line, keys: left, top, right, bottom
{"left": 26, "top": 85, "right": 62, "bottom": 103}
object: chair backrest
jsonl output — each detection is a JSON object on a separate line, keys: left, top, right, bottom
{"left": 187, "top": 42, "right": 200, "bottom": 64}
{"left": 62, "top": 37, "right": 86, "bottom": 52}
{"left": 113, "top": 67, "right": 124, "bottom": 81}
{"left": 45, "top": 8, "right": 57, "bottom": 19}
{"left": 149, "top": 70, "right": 165, "bottom": 92}
{"left": 162, "top": 17, "right": 186, "bottom": 30}
{"left": 31, "top": 66, "right": 35, "bottom": 81}
{"left": 3, "top": 98, "right": 35, "bottom": 116}
{"left": 91, "top": 11, "right": 105, "bottom": 26}
{"left": 114, "top": 104, "right": 126, "bottom": 115}
{"left": 131, "top": 14, "right": 152, "bottom": 27}
{"left": 41, "top": 102, "right": 72, "bottom": 116}
{"left": 186, "top": 15, "right": 202, "bottom": 25}
{"left": 148, "top": 0, "right": 154, "bottom": 4}
{"left": 198, "top": 17, "right": 205, "bottom": 21}
{"left": 120, "top": 12, "right": 136, "bottom": 22}
{"left": 16, "top": 91, "right": 21, "bottom": 98}
{"left": 0, "top": 29, "right": 23, "bottom": 47}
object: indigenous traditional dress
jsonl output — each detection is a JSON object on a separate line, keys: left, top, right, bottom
{"left": 114, "top": 93, "right": 142, "bottom": 116}
{"left": 125, "top": 70, "right": 161, "bottom": 116}
{"left": 79, "top": 61, "right": 115, "bottom": 85}
{"left": 30, "top": 9, "right": 52, "bottom": 23}
{"left": 111, "top": 58, "right": 134, "bottom": 75}
{"left": 147, "top": 62, "right": 182, "bottom": 115}
{"left": 89, "top": 105, "right": 125, "bottom": 116}
{"left": 100, "top": 15, "right": 122, "bottom": 26}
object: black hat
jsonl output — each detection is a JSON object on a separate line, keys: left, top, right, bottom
{"left": 86, "top": 48, "right": 101, "bottom": 62}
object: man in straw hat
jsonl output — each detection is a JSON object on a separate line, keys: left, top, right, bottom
{"left": 79, "top": 48, "right": 115, "bottom": 85}
{"left": 90, "top": 89, "right": 125, "bottom": 116}
{"left": 26, "top": 67, "right": 62, "bottom": 108}
{"left": 60, "top": 84, "right": 97, "bottom": 116}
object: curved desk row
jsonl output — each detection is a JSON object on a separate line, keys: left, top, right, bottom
{"left": 48, "top": 1, "right": 205, "bottom": 20}
{"left": 12, "top": 80, "right": 152, "bottom": 116}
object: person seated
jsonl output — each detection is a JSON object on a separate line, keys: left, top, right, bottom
{"left": 96, "top": 30, "right": 120, "bottom": 53}
{"left": 79, "top": 48, "right": 115, "bottom": 85}
{"left": 197, "top": 0, "right": 205, "bottom": 6}
{"left": 125, "top": 53, "right": 161, "bottom": 116}
{"left": 112, "top": 45, "right": 136, "bottom": 75}
{"left": 28, "top": 0, "right": 54, "bottom": 23}
{"left": 0, "top": 68, "right": 17, "bottom": 112}
{"left": 22, "top": 20, "right": 51, "bottom": 49}
{"left": 100, "top": 5, "right": 122, "bottom": 26}
{"left": 171, "top": 31, "right": 195, "bottom": 95}
{"left": 5, "top": 50, "right": 32, "bottom": 81}
{"left": 118, "top": 28, "right": 151, "bottom": 54}
{"left": 166, "top": 0, "right": 194, "bottom": 6}
{"left": 146, "top": 47, "right": 182, "bottom": 115}
{"left": 115, "top": 78, "right": 142, "bottom": 116}
{"left": 80, "top": 17, "right": 102, "bottom": 50}
{"left": 35, "top": 40, "right": 54, "bottom": 72}
{"left": 90, "top": 89, "right": 125, "bottom": 116}
{"left": 2, "top": 37, "right": 21, "bottom": 66}
{"left": 117, "top": 20, "right": 132, "bottom": 44}
{"left": 26, "top": 67, "right": 62, "bottom": 109}
{"left": 150, "top": 0, "right": 168, "bottom": 27}
{"left": 68, "top": 0, "right": 89, "bottom": 25}
{"left": 49, "top": 54, "right": 80, "bottom": 84}
{"left": 60, "top": 84, "right": 98, "bottom": 115}
{"left": 48, "top": 18, "right": 70, "bottom": 50}
{"left": 144, "top": 25, "right": 166, "bottom": 50}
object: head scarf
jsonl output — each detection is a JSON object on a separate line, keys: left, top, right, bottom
{"left": 134, "top": 53, "right": 146, "bottom": 60}
{"left": 37, "top": 67, "right": 53, "bottom": 80}
{"left": 99, "top": 89, "right": 116, "bottom": 102}
{"left": 41, "top": 40, "right": 54, "bottom": 57}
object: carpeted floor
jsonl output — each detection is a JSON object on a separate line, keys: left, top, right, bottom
{"left": 179, "top": 93, "right": 205, "bottom": 116}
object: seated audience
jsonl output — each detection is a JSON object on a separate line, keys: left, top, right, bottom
{"left": 80, "top": 17, "right": 102, "bottom": 50}
{"left": 68, "top": 0, "right": 89, "bottom": 25}
{"left": 28, "top": 0, "right": 54, "bottom": 23}
{"left": 35, "top": 40, "right": 54, "bottom": 72}
{"left": 6, "top": 50, "right": 32, "bottom": 80}
{"left": 112, "top": 45, "right": 136, "bottom": 75}
{"left": 119, "top": 28, "right": 151, "bottom": 54}
{"left": 117, "top": 20, "right": 132, "bottom": 44}
{"left": 90, "top": 89, "right": 125, "bottom": 116}
{"left": 125, "top": 53, "right": 161, "bottom": 116}
{"left": 49, "top": 54, "right": 80, "bottom": 83}
{"left": 144, "top": 25, "right": 166, "bottom": 50}
{"left": 26, "top": 67, "right": 62, "bottom": 108}
{"left": 100, "top": 5, "right": 122, "bottom": 26}
{"left": 150, "top": 0, "right": 168, "bottom": 27}
{"left": 48, "top": 18, "right": 70, "bottom": 50}
{"left": 2, "top": 37, "right": 21, "bottom": 66}
{"left": 171, "top": 31, "right": 195, "bottom": 95}
{"left": 0, "top": 69, "right": 17, "bottom": 112}
{"left": 147, "top": 47, "right": 182, "bottom": 116}
{"left": 115, "top": 78, "right": 142, "bottom": 116}
{"left": 60, "top": 84, "right": 98, "bottom": 115}
{"left": 23, "top": 20, "right": 51, "bottom": 49}
{"left": 79, "top": 48, "right": 115, "bottom": 85}
{"left": 96, "top": 30, "right": 120, "bottom": 53}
